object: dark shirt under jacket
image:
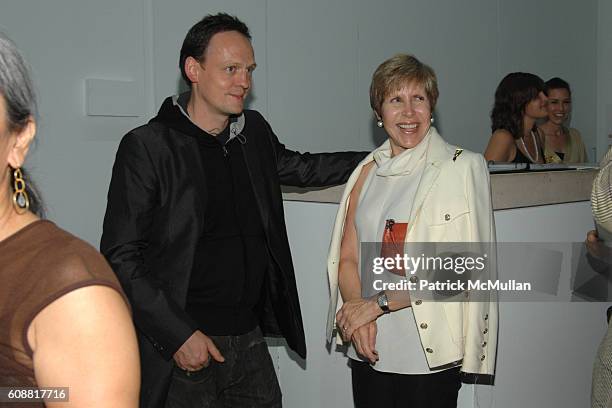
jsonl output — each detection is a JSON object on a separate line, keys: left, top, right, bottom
{"left": 187, "top": 126, "right": 267, "bottom": 336}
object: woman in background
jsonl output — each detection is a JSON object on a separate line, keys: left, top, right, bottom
{"left": 539, "top": 77, "right": 587, "bottom": 163}
{"left": 0, "top": 33, "right": 139, "bottom": 407}
{"left": 484, "top": 72, "right": 548, "bottom": 163}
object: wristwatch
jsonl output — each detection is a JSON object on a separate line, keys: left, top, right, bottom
{"left": 376, "top": 291, "right": 390, "bottom": 314}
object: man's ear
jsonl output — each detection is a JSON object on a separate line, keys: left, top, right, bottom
{"left": 7, "top": 118, "right": 35, "bottom": 169}
{"left": 185, "top": 56, "right": 201, "bottom": 84}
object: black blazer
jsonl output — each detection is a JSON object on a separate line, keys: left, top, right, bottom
{"left": 101, "top": 108, "right": 365, "bottom": 407}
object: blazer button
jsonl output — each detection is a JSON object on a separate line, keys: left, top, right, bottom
{"left": 426, "top": 348, "right": 434, "bottom": 353}
{"left": 444, "top": 214, "right": 451, "bottom": 221}
{"left": 483, "top": 328, "right": 488, "bottom": 334}
{"left": 484, "top": 314, "right": 489, "bottom": 320}
{"left": 410, "top": 276, "right": 418, "bottom": 283}
{"left": 420, "top": 323, "right": 428, "bottom": 329}
{"left": 482, "top": 341, "right": 487, "bottom": 347}
{"left": 415, "top": 300, "right": 422, "bottom": 305}
{"left": 480, "top": 355, "right": 486, "bottom": 361}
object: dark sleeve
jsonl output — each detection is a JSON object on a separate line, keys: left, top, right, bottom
{"left": 261, "top": 114, "right": 368, "bottom": 187}
{"left": 100, "top": 133, "right": 196, "bottom": 360}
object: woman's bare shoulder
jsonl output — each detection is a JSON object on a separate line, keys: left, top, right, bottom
{"left": 349, "top": 161, "right": 375, "bottom": 197}
{"left": 485, "top": 129, "right": 516, "bottom": 162}
{"left": 491, "top": 129, "right": 515, "bottom": 141}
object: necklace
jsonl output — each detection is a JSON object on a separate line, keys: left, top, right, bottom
{"left": 520, "top": 131, "right": 539, "bottom": 163}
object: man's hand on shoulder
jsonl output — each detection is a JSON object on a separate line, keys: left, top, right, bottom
{"left": 173, "top": 330, "right": 225, "bottom": 371}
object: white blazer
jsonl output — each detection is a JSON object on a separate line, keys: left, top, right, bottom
{"left": 326, "top": 127, "right": 497, "bottom": 376}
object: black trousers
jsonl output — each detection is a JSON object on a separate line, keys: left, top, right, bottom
{"left": 351, "top": 360, "right": 461, "bottom": 408}
{"left": 165, "top": 327, "right": 281, "bottom": 408}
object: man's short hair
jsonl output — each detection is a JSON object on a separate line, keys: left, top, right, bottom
{"left": 179, "top": 13, "right": 251, "bottom": 85}
{"left": 369, "top": 54, "right": 439, "bottom": 116}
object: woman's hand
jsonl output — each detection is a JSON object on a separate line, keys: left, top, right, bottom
{"left": 336, "top": 297, "right": 383, "bottom": 341}
{"left": 586, "top": 230, "right": 612, "bottom": 271}
{"left": 586, "top": 230, "right": 612, "bottom": 261}
{"left": 351, "top": 321, "right": 378, "bottom": 364}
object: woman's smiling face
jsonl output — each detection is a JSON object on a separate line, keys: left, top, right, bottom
{"left": 546, "top": 87, "right": 571, "bottom": 125}
{"left": 379, "top": 81, "right": 431, "bottom": 157}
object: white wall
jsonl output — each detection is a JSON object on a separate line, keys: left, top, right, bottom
{"left": 0, "top": 1, "right": 148, "bottom": 243}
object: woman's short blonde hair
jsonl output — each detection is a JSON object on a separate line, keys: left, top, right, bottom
{"left": 369, "top": 54, "right": 439, "bottom": 116}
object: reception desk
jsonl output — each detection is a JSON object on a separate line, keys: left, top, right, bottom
{"left": 269, "top": 169, "right": 609, "bottom": 408}
{"left": 281, "top": 168, "right": 599, "bottom": 210}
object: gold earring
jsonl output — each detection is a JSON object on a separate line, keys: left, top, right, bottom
{"left": 12, "top": 168, "right": 29, "bottom": 214}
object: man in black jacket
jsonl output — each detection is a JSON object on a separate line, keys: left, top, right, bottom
{"left": 101, "top": 13, "right": 365, "bottom": 408}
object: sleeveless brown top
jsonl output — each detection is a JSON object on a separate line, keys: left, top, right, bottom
{"left": 0, "top": 220, "right": 128, "bottom": 399}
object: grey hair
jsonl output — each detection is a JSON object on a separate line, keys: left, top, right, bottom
{"left": 0, "top": 32, "right": 37, "bottom": 131}
{"left": 0, "top": 32, "right": 44, "bottom": 217}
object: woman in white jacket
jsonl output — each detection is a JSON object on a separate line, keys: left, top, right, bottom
{"left": 328, "top": 54, "right": 497, "bottom": 408}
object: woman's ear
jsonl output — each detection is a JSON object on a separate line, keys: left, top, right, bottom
{"left": 7, "top": 118, "right": 35, "bottom": 169}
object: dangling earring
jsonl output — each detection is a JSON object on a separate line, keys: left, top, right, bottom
{"left": 12, "top": 168, "right": 30, "bottom": 214}
{"left": 430, "top": 116, "right": 435, "bottom": 124}
{"left": 377, "top": 120, "right": 384, "bottom": 128}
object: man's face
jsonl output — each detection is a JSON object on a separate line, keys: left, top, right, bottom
{"left": 191, "top": 31, "right": 256, "bottom": 120}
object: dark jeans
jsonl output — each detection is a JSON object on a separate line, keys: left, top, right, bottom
{"left": 351, "top": 360, "right": 461, "bottom": 408}
{"left": 165, "top": 327, "right": 282, "bottom": 408}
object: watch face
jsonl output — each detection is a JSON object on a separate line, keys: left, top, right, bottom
{"left": 377, "top": 293, "right": 389, "bottom": 312}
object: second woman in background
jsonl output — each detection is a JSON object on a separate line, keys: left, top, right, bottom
{"left": 539, "top": 77, "right": 587, "bottom": 163}
{"left": 484, "top": 72, "right": 548, "bottom": 163}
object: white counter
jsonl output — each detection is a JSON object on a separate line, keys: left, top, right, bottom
{"left": 282, "top": 169, "right": 598, "bottom": 210}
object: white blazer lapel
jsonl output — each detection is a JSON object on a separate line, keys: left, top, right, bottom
{"left": 407, "top": 128, "right": 452, "bottom": 230}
